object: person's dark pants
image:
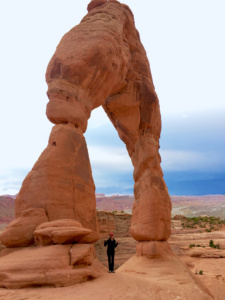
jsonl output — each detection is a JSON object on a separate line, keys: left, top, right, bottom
{"left": 107, "top": 252, "right": 114, "bottom": 271}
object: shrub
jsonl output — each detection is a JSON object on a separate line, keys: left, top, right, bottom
{"left": 209, "top": 239, "right": 214, "bottom": 248}
{"left": 189, "top": 244, "right": 195, "bottom": 248}
{"left": 209, "top": 239, "right": 220, "bottom": 249}
{"left": 215, "top": 243, "right": 220, "bottom": 249}
{"left": 193, "top": 217, "right": 200, "bottom": 224}
{"left": 199, "top": 270, "right": 203, "bottom": 275}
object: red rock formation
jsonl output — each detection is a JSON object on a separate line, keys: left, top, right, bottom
{"left": 14, "top": 124, "right": 99, "bottom": 243}
{"left": 44, "top": 0, "right": 171, "bottom": 243}
{"left": 0, "top": 245, "right": 104, "bottom": 288}
{"left": 0, "top": 0, "right": 171, "bottom": 287}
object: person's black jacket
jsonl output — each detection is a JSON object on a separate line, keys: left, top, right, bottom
{"left": 104, "top": 238, "right": 118, "bottom": 254}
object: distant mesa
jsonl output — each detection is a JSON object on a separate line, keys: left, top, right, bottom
{"left": 96, "top": 193, "right": 105, "bottom": 198}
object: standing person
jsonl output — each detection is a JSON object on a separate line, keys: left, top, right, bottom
{"left": 104, "top": 232, "right": 118, "bottom": 273}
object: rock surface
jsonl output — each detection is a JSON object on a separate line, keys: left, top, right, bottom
{"left": 0, "top": 208, "right": 48, "bottom": 247}
{"left": 0, "top": 245, "right": 105, "bottom": 289}
{"left": 95, "top": 212, "right": 225, "bottom": 300}
{"left": 70, "top": 244, "right": 96, "bottom": 266}
{"left": 1, "top": 212, "right": 225, "bottom": 298}
{"left": 0, "top": 254, "right": 214, "bottom": 299}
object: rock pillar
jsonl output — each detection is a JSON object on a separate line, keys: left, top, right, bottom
{"left": 130, "top": 134, "right": 171, "bottom": 242}
{"left": 15, "top": 123, "right": 99, "bottom": 243}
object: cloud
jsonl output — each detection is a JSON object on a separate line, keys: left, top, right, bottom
{"left": 88, "top": 107, "right": 109, "bottom": 129}
{"left": 160, "top": 149, "right": 225, "bottom": 172}
{"left": 88, "top": 145, "right": 133, "bottom": 171}
{"left": 0, "top": 168, "right": 29, "bottom": 195}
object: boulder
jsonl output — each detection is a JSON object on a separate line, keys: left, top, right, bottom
{"left": 34, "top": 219, "right": 92, "bottom": 246}
{"left": 0, "top": 208, "right": 48, "bottom": 247}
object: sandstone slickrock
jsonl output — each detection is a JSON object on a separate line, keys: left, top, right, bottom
{"left": 70, "top": 244, "right": 96, "bottom": 266}
{"left": 0, "top": 0, "right": 172, "bottom": 288}
{"left": 188, "top": 248, "right": 225, "bottom": 258}
{"left": 117, "top": 255, "right": 214, "bottom": 300}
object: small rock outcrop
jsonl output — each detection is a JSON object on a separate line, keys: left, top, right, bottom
{"left": 0, "top": 208, "right": 48, "bottom": 248}
{"left": 0, "top": 0, "right": 171, "bottom": 288}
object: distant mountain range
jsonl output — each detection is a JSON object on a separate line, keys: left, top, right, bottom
{"left": 1, "top": 194, "right": 225, "bottom": 226}
{"left": 96, "top": 194, "right": 225, "bottom": 218}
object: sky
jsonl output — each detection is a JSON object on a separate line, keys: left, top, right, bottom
{"left": 0, "top": 0, "right": 224, "bottom": 196}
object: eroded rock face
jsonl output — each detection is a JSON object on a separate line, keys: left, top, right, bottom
{"left": 0, "top": 0, "right": 172, "bottom": 288}
{"left": 136, "top": 241, "right": 172, "bottom": 258}
{"left": 97, "top": 211, "right": 132, "bottom": 238}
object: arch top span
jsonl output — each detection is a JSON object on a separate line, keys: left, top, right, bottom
{"left": 46, "top": 0, "right": 161, "bottom": 141}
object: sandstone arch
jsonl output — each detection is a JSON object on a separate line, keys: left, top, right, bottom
{"left": 0, "top": 0, "right": 172, "bottom": 287}
{"left": 46, "top": 1, "right": 171, "bottom": 240}
{"left": 45, "top": 0, "right": 172, "bottom": 242}
{"left": 12, "top": 0, "right": 171, "bottom": 244}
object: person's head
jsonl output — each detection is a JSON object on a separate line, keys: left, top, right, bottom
{"left": 110, "top": 232, "right": 114, "bottom": 239}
